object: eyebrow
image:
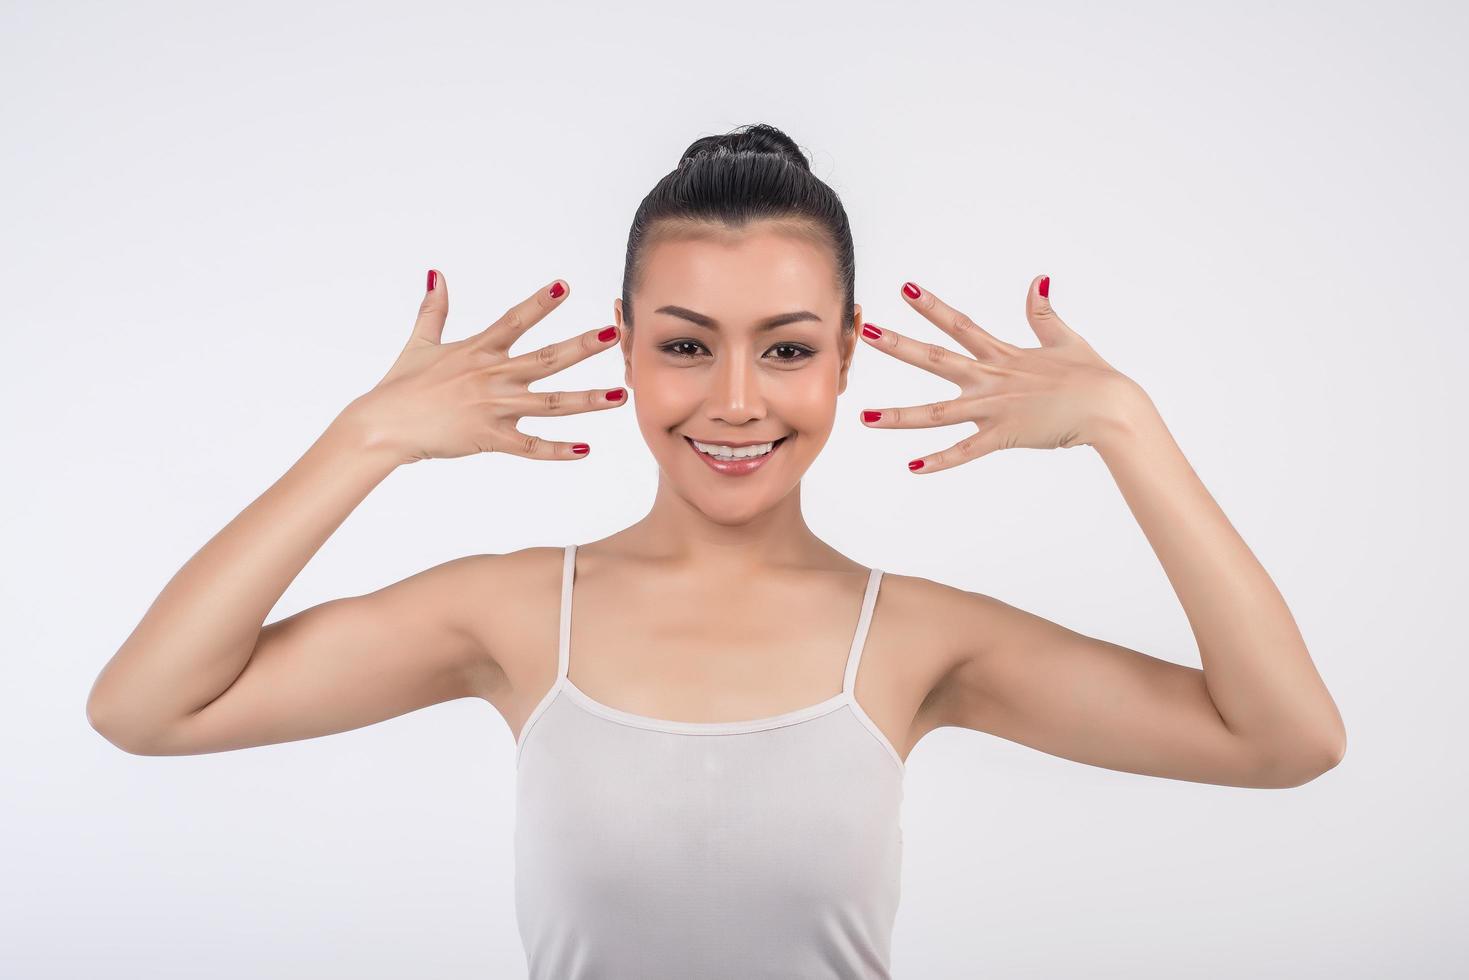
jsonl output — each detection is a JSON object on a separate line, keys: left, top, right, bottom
{"left": 652, "top": 305, "right": 823, "bottom": 331}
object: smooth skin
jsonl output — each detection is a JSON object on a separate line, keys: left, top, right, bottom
{"left": 84, "top": 271, "right": 627, "bottom": 753}
{"left": 87, "top": 221, "right": 1345, "bottom": 790}
{"left": 865, "top": 277, "right": 1347, "bottom": 785}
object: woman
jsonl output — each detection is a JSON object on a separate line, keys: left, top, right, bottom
{"left": 86, "top": 123, "right": 1347, "bottom": 979}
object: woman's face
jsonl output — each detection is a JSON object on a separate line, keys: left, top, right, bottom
{"left": 614, "top": 220, "right": 862, "bottom": 525}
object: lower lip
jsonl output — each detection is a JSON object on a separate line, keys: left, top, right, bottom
{"left": 685, "top": 436, "right": 788, "bottom": 476}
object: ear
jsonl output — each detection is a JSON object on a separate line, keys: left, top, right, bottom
{"left": 837, "top": 302, "right": 862, "bottom": 396}
{"left": 614, "top": 298, "right": 634, "bottom": 389}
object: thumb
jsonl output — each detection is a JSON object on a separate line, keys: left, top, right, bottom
{"left": 1024, "top": 274, "right": 1076, "bottom": 347}
{"left": 409, "top": 268, "right": 449, "bottom": 345}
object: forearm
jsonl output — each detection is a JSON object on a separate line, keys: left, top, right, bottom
{"left": 1090, "top": 387, "right": 1346, "bottom": 765}
{"left": 86, "top": 408, "right": 402, "bottom": 739}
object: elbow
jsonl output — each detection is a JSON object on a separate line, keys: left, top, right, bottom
{"left": 85, "top": 694, "right": 117, "bottom": 746}
{"left": 1274, "top": 755, "right": 1341, "bottom": 789}
{"left": 1309, "top": 724, "right": 1348, "bottom": 779}
{"left": 1257, "top": 731, "right": 1346, "bottom": 789}
{"left": 86, "top": 696, "right": 165, "bottom": 756}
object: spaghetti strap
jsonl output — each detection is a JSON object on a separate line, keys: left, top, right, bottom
{"left": 511, "top": 543, "right": 578, "bottom": 763}
{"left": 556, "top": 543, "right": 576, "bottom": 682}
{"left": 841, "top": 567, "right": 884, "bottom": 697}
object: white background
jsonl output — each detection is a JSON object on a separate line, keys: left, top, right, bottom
{"left": 3, "top": 1, "right": 1465, "bottom": 977}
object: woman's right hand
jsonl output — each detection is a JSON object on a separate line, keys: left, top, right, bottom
{"left": 340, "top": 270, "right": 627, "bottom": 465}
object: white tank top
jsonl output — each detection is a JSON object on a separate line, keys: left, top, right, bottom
{"left": 513, "top": 544, "right": 905, "bottom": 979}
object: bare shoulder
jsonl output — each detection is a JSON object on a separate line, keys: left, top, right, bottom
{"left": 867, "top": 565, "right": 1084, "bottom": 752}
{"left": 865, "top": 568, "right": 1002, "bottom": 736}
{"left": 451, "top": 545, "right": 567, "bottom": 705}
{"left": 874, "top": 566, "right": 996, "bottom": 661}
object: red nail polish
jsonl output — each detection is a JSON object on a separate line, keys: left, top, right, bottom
{"left": 598, "top": 326, "right": 617, "bottom": 342}
{"left": 572, "top": 443, "right": 590, "bottom": 454}
{"left": 426, "top": 269, "right": 438, "bottom": 292}
{"left": 908, "top": 459, "right": 924, "bottom": 471}
{"left": 862, "top": 410, "right": 882, "bottom": 423}
{"left": 862, "top": 323, "right": 882, "bottom": 340}
{"left": 606, "top": 388, "right": 625, "bottom": 401}
{"left": 902, "top": 282, "right": 921, "bottom": 299}
{"left": 1038, "top": 276, "right": 1050, "bottom": 298}
{"left": 550, "top": 281, "right": 566, "bottom": 299}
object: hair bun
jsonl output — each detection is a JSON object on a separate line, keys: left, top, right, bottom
{"left": 679, "top": 123, "right": 811, "bottom": 173}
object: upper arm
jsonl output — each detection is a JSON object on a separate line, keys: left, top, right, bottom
{"left": 135, "top": 555, "right": 499, "bottom": 756}
{"left": 925, "top": 591, "right": 1320, "bottom": 788}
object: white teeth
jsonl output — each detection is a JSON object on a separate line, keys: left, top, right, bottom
{"left": 691, "top": 438, "right": 778, "bottom": 459}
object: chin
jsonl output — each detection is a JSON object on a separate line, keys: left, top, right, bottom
{"left": 699, "top": 505, "right": 773, "bottom": 528}
{"left": 664, "top": 446, "right": 808, "bottom": 527}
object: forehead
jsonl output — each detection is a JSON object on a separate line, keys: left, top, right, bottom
{"left": 637, "top": 221, "right": 838, "bottom": 319}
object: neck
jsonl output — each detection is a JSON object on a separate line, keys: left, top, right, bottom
{"left": 611, "top": 476, "right": 827, "bottom": 573}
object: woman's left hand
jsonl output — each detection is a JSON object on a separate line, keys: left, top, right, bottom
{"left": 859, "top": 276, "right": 1147, "bottom": 473}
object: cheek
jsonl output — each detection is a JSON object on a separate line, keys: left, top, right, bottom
{"left": 628, "top": 354, "right": 684, "bottom": 400}
{"left": 773, "top": 373, "right": 839, "bottom": 430}
{"left": 632, "top": 366, "right": 707, "bottom": 421}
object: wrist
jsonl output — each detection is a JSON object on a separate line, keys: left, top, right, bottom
{"left": 324, "top": 398, "right": 411, "bottom": 473}
{"left": 1087, "top": 375, "right": 1165, "bottom": 456}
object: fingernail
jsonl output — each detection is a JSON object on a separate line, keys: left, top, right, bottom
{"left": 862, "top": 323, "right": 882, "bottom": 340}
{"left": 572, "top": 443, "right": 590, "bottom": 454}
{"left": 908, "top": 459, "right": 925, "bottom": 471}
{"left": 862, "top": 410, "right": 882, "bottom": 423}
{"left": 606, "top": 388, "right": 626, "bottom": 401}
{"left": 550, "top": 281, "right": 566, "bottom": 299}
{"left": 1038, "top": 276, "right": 1050, "bottom": 298}
{"left": 902, "top": 282, "right": 921, "bottom": 299}
{"left": 598, "top": 326, "right": 617, "bottom": 342}
{"left": 426, "top": 269, "right": 438, "bottom": 292}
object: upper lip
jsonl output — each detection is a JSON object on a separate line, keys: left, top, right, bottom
{"left": 685, "top": 435, "right": 786, "bottom": 448}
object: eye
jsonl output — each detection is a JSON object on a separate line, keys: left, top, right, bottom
{"left": 656, "top": 340, "right": 816, "bottom": 363}
{"left": 659, "top": 340, "right": 706, "bottom": 359}
{"left": 768, "top": 343, "right": 815, "bottom": 362}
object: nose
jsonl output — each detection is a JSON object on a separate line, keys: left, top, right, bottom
{"left": 704, "top": 344, "right": 767, "bottom": 426}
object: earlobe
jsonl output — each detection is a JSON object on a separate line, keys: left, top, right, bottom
{"left": 837, "top": 305, "right": 862, "bottom": 395}
{"left": 611, "top": 299, "right": 634, "bottom": 390}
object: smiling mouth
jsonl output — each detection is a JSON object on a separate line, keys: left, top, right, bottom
{"left": 683, "top": 435, "right": 789, "bottom": 474}
{"left": 684, "top": 435, "right": 789, "bottom": 452}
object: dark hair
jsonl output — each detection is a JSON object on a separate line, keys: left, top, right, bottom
{"left": 620, "top": 123, "right": 856, "bottom": 336}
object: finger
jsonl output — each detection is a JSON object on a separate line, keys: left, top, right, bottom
{"left": 467, "top": 278, "right": 571, "bottom": 354}
{"left": 900, "top": 281, "right": 1019, "bottom": 361}
{"left": 907, "top": 426, "right": 1005, "bottom": 475}
{"left": 512, "top": 385, "right": 629, "bottom": 418}
{"left": 504, "top": 323, "right": 621, "bottom": 381}
{"left": 858, "top": 321, "right": 978, "bottom": 388}
{"left": 495, "top": 427, "right": 595, "bottom": 461}
{"left": 858, "top": 395, "right": 995, "bottom": 430}
{"left": 1024, "top": 274, "right": 1078, "bottom": 347}
{"left": 408, "top": 268, "right": 448, "bottom": 345}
